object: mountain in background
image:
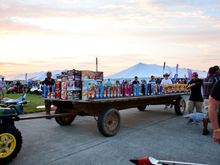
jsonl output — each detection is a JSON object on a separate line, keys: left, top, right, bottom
{"left": 107, "top": 62, "right": 207, "bottom": 79}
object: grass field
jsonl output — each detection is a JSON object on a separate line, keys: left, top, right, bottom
{"left": 4, "top": 93, "right": 45, "bottom": 114}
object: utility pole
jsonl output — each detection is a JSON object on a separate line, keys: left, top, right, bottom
{"left": 96, "top": 57, "right": 98, "bottom": 72}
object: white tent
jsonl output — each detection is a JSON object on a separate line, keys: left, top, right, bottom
{"left": 6, "top": 70, "right": 64, "bottom": 81}
{"left": 106, "top": 63, "right": 207, "bottom": 79}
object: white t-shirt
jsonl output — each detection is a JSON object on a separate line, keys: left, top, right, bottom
{"left": 161, "top": 78, "right": 172, "bottom": 85}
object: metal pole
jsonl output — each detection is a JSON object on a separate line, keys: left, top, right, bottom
{"left": 96, "top": 57, "right": 98, "bottom": 72}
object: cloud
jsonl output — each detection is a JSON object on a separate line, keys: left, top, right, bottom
{"left": 0, "top": 62, "right": 28, "bottom": 75}
{"left": 1, "top": 0, "right": 220, "bottom": 36}
{"left": 0, "top": 1, "right": 101, "bottom": 19}
{"left": 0, "top": 1, "right": 220, "bottom": 76}
{"left": 0, "top": 19, "right": 44, "bottom": 34}
{"left": 0, "top": 62, "right": 27, "bottom": 66}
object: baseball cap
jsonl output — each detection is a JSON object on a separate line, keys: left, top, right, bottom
{"left": 192, "top": 72, "right": 198, "bottom": 77}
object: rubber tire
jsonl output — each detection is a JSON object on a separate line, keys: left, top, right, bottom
{"left": 137, "top": 105, "right": 146, "bottom": 111}
{"left": 55, "top": 107, "right": 76, "bottom": 126}
{"left": 97, "top": 108, "right": 121, "bottom": 137}
{"left": 174, "top": 97, "right": 186, "bottom": 115}
{"left": 0, "top": 124, "right": 22, "bottom": 165}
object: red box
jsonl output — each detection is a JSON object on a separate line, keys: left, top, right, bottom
{"left": 55, "top": 90, "right": 61, "bottom": 99}
{"left": 55, "top": 81, "right": 61, "bottom": 90}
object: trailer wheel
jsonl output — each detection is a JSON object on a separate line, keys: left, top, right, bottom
{"left": 55, "top": 107, "right": 76, "bottom": 126}
{"left": 174, "top": 97, "right": 186, "bottom": 115}
{"left": 0, "top": 124, "right": 22, "bottom": 164}
{"left": 97, "top": 109, "right": 121, "bottom": 137}
{"left": 137, "top": 105, "right": 146, "bottom": 111}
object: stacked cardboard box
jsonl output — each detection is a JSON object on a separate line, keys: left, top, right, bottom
{"left": 66, "top": 70, "right": 75, "bottom": 100}
{"left": 61, "top": 74, "right": 67, "bottom": 100}
{"left": 55, "top": 70, "right": 82, "bottom": 100}
{"left": 55, "top": 81, "right": 61, "bottom": 99}
{"left": 81, "top": 71, "right": 103, "bottom": 100}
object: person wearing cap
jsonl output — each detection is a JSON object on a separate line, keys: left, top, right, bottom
{"left": 208, "top": 80, "right": 220, "bottom": 143}
{"left": 161, "top": 73, "right": 172, "bottom": 85}
{"left": 161, "top": 73, "right": 173, "bottom": 109}
{"left": 187, "top": 72, "right": 203, "bottom": 114}
{"left": 202, "top": 67, "right": 218, "bottom": 135}
{"left": 42, "top": 71, "right": 55, "bottom": 118}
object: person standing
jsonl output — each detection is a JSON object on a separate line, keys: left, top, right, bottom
{"left": 160, "top": 73, "right": 172, "bottom": 85}
{"left": 202, "top": 67, "right": 218, "bottom": 135}
{"left": 0, "top": 77, "right": 6, "bottom": 100}
{"left": 187, "top": 72, "right": 203, "bottom": 114}
{"left": 148, "top": 75, "right": 155, "bottom": 95}
{"left": 132, "top": 76, "right": 140, "bottom": 96}
{"left": 42, "top": 71, "right": 55, "bottom": 118}
{"left": 208, "top": 80, "right": 220, "bottom": 143}
{"left": 214, "top": 65, "right": 220, "bottom": 80}
{"left": 160, "top": 73, "right": 173, "bottom": 109}
{"left": 132, "top": 76, "right": 140, "bottom": 85}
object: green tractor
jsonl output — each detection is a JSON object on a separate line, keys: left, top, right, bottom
{"left": 0, "top": 106, "right": 22, "bottom": 164}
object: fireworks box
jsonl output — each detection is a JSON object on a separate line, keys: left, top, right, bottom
{"left": 67, "top": 80, "right": 75, "bottom": 90}
{"left": 73, "top": 91, "right": 81, "bottom": 100}
{"left": 61, "top": 90, "right": 67, "bottom": 100}
{"left": 74, "top": 70, "right": 82, "bottom": 81}
{"left": 65, "top": 80, "right": 82, "bottom": 91}
{"left": 74, "top": 80, "right": 82, "bottom": 91}
{"left": 55, "top": 90, "right": 61, "bottom": 99}
{"left": 82, "top": 79, "right": 97, "bottom": 100}
{"left": 81, "top": 70, "right": 103, "bottom": 81}
{"left": 55, "top": 81, "right": 61, "bottom": 91}
{"left": 54, "top": 69, "right": 104, "bottom": 100}
{"left": 61, "top": 81, "right": 67, "bottom": 90}
{"left": 66, "top": 90, "right": 81, "bottom": 100}
{"left": 67, "top": 70, "right": 75, "bottom": 81}
{"left": 67, "top": 90, "right": 73, "bottom": 100}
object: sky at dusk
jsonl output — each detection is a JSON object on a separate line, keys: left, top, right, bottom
{"left": 0, "top": 0, "right": 220, "bottom": 77}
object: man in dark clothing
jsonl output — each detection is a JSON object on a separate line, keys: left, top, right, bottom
{"left": 132, "top": 76, "right": 140, "bottom": 96}
{"left": 187, "top": 72, "right": 203, "bottom": 113}
{"left": 214, "top": 65, "right": 220, "bottom": 80}
{"left": 148, "top": 75, "right": 155, "bottom": 95}
{"left": 132, "top": 76, "right": 140, "bottom": 85}
{"left": 209, "top": 80, "right": 220, "bottom": 143}
{"left": 202, "top": 67, "right": 218, "bottom": 135}
{"left": 42, "top": 71, "right": 55, "bottom": 118}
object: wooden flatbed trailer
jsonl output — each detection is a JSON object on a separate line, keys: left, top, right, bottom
{"left": 0, "top": 93, "right": 186, "bottom": 164}
{"left": 48, "top": 93, "right": 186, "bottom": 137}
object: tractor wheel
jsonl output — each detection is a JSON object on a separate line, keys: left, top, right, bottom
{"left": 0, "top": 124, "right": 22, "bottom": 164}
{"left": 55, "top": 107, "right": 76, "bottom": 126}
{"left": 97, "top": 108, "right": 121, "bottom": 137}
